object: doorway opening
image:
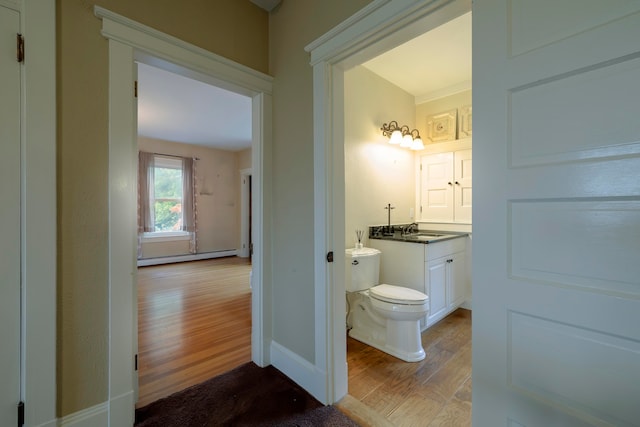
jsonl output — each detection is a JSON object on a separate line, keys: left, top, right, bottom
{"left": 305, "top": 0, "right": 471, "bottom": 409}
{"left": 99, "top": 7, "right": 273, "bottom": 421}
{"left": 341, "top": 10, "right": 472, "bottom": 423}
{"left": 135, "top": 62, "right": 255, "bottom": 406}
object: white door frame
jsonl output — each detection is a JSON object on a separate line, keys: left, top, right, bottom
{"left": 305, "top": 0, "right": 471, "bottom": 404}
{"left": 95, "top": 7, "right": 273, "bottom": 425}
{"left": 239, "top": 168, "right": 252, "bottom": 258}
{"left": 8, "top": 0, "right": 58, "bottom": 426}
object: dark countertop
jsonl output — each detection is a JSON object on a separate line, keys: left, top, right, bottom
{"left": 369, "top": 230, "right": 469, "bottom": 244}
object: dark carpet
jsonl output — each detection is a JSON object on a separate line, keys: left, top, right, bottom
{"left": 135, "top": 362, "right": 360, "bottom": 426}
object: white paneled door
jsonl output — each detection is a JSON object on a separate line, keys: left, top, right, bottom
{"left": 473, "top": 1, "right": 640, "bottom": 426}
{"left": 0, "top": 4, "right": 21, "bottom": 427}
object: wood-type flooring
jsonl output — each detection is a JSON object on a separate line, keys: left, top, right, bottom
{"left": 339, "top": 308, "right": 472, "bottom": 426}
{"left": 137, "top": 257, "right": 472, "bottom": 426}
{"left": 137, "top": 256, "right": 252, "bottom": 408}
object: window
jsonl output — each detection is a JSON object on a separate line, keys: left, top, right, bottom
{"left": 152, "top": 156, "right": 183, "bottom": 232}
{"left": 138, "top": 151, "right": 196, "bottom": 254}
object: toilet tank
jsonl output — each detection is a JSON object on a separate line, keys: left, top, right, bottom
{"left": 345, "top": 247, "right": 380, "bottom": 291}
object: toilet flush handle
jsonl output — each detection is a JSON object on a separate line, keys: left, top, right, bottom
{"left": 352, "top": 260, "right": 359, "bottom": 265}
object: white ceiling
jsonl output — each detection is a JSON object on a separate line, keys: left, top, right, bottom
{"left": 137, "top": 11, "right": 471, "bottom": 151}
{"left": 362, "top": 12, "right": 471, "bottom": 103}
{"left": 137, "top": 62, "right": 252, "bottom": 151}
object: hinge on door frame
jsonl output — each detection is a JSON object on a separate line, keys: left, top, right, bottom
{"left": 134, "top": 80, "right": 138, "bottom": 98}
{"left": 326, "top": 251, "right": 334, "bottom": 263}
{"left": 17, "top": 34, "right": 24, "bottom": 63}
{"left": 134, "top": 354, "right": 138, "bottom": 371}
{"left": 17, "top": 401, "right": 24, "bottom": 427}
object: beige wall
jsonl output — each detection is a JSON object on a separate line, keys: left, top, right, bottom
{"left": 138, "top": 137, "right": 241, "bottom": 258}
{"left": 269, "top": 0, "right": 371, "bottom": 362}
{"left": 344, "top": 66, "right": 416, "bottom": 249}
{"left": 57, "top": 0, "right": 267, "bottom": 416}
{"left": 237, "top": 148, "right": 252, "bottom": 170}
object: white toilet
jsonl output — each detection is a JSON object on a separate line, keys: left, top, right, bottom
{"left": 345, "top": 247, "right": 429, "bottom": 362}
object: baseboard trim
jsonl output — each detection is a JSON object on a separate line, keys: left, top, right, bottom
{"left": 137, "top": 250, "right": 237, "bottom": 266}
{"left": 270, "top": 341, "right": 326, "bottom": 404}
{"left": 34, "top": 419, "right": 57, "bottom": 427}
{"left": 58, "top": 402, "right": 108, "bottom": 427}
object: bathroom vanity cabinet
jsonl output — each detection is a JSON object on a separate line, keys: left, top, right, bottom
{"left": 369, "top": 236, "right": 468, "bottom": 330}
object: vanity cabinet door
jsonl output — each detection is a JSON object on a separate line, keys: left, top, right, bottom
{"left": 426, "top": 249, "right": 467, "bottom": 327}
{"left": 426, "top": 255, "right": 448, "bottom": 326}
{"left": 448, "top": 251, "right": 467, "bottom": 309}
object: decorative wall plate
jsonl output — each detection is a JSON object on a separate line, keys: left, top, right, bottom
{"left": 426, "top": 108, "right": 457, "bottom": 142}
{"left": 459, "top": 104, "right": 472, "bottom": 138}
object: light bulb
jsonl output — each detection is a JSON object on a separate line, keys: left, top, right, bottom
{"left": 411, "top": 137, "right": 424, "bottom": 150}
{"left": 401, "top": 134, "right": 413, "bottom": 148}
{"left": 389, "top": 130, "right": 402, "bottom": 144}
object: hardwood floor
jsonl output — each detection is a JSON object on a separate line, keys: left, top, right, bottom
{"left": 339, "top": 309, "right": 472, "bottom": 427}
{"left": 137, "top": 258, "right": 472, "bottom": 425}
{"left": 136, "top": 256, "right": 252, "bottom": 408}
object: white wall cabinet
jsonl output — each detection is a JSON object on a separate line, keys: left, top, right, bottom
{"left": 369, "top": 236, "right": 468, "bottom": 331}
{"left": 419, "top": 149, "right": 472, "bottom": 223}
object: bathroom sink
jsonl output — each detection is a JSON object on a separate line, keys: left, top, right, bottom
{"left": 407, "top": 233, "right": 445, "bottom": 240}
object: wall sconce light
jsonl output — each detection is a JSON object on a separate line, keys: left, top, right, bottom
{"left": 380, "top": 121, "right": 424, "bottom": 150}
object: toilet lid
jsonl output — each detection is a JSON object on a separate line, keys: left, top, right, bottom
{"left": 369, "top": 284, "right": 428, "bottom": 305}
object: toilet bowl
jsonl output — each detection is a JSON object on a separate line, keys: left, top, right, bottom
{"left": 345, "top": 248, "right": 429, "bottom": 362}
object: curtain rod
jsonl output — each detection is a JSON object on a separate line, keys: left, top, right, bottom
{"left": 151, "top": 151, "right": 200, "bottom": 161}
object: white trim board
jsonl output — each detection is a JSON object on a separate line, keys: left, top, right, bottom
{"left": 305, "top": 0, "right": 471, "bottom": 404}
{"left": 20, "top": 1, "right": 57, "bottom": 426}
{"left": 137, "top": 250, "right": 238, "bottom": 267}
{"left": 58, "top": 402, "right": 108, "bottom": 427}
{"left": 96, "top": 7, "right": 273, "bottom": 425}
{"left": 270, "top": 341, "right": 326, "bottom": 401}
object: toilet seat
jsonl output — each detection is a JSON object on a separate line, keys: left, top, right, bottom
{"left": 369, "top": 284, "right": 428, "bottom": 305}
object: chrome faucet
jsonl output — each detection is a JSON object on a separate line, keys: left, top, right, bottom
{"left": 402, "top": 222, "right": 419, "bottom": 235}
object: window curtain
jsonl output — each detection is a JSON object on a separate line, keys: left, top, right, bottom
{"left": 138, "top": 151, "right": 155, "bottom": 258}
{"left": 182, "top": 157, "right": 198, "bottom": 254}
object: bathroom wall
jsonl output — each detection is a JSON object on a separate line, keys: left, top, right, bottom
{"left": 344, "top": 65, "right": 416, "bottom": 249}
{"left": 138, "top": 136, "right": 242, "bottom": 258}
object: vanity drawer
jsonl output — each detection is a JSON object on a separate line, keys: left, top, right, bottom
{"left": 425, "top": 236, "right": 466, "bottom": 261}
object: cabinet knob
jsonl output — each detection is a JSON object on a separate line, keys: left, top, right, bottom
{"left": 455, "top": 181, "right": 460, "bottom": 185}
{"left": 448, "top": 182, "right": 453, "bottom": 186}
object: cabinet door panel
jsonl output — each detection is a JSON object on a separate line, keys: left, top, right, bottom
{"left": 448, "top": 252, "right": 467, "bottom": 309}
{"left": 454, "top": 149, "right": 472, "bottom": 223}
{"left": 420, "top": 152, "right": 454, "bottom": 221}
{"left": 426, "top": 256, "right": 448, "bottom": 325}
